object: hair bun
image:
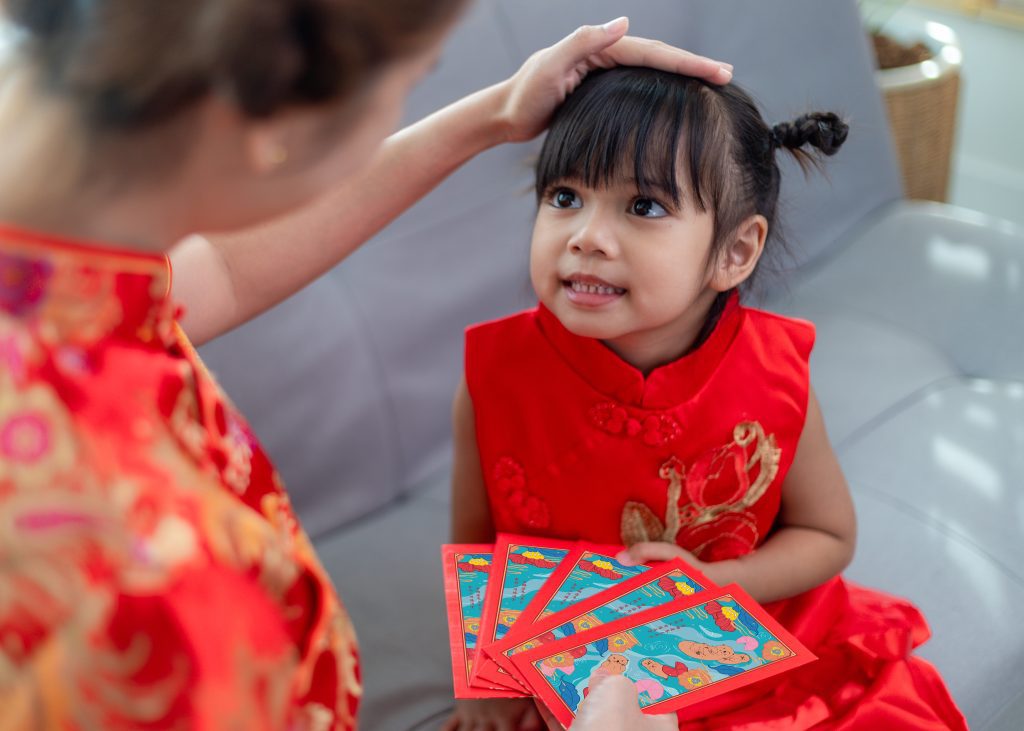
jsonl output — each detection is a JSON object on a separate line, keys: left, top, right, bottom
{"left": 772, "top": 112, "right": 848, "bottom": 156}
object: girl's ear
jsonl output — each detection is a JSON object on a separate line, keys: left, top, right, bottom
{"left": 709, "top": 214, "right": 768, "bottom": 292}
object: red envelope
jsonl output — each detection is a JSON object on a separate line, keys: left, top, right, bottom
{"left": 505, "top": 542, "right": 637, "bottom": 635}
{"left": 440, "top": 543, "right": 523, "bottom": 698}
{"left": 511, "top": 584, "right": 816, "bottom": 728}
{"left": 486, "top": 556, "right": 713, "bottom": 688}
{"left": 470, "top": 533, "right": 577, "bottom": 692}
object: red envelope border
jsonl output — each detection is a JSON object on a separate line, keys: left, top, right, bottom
{"left": 509, "top": 541, "right": 633, "bottom": 633}
{"left": 511, "top": 583, "right": 816, "bottom": 728}
{"left": 486, "top": 556, "right": 713, "bottom": 687}
{"left": 440, "top": 544, "right": 522, "bottom": 699}
{"left": 469, "top": 533, "right": 577, "bottom": 691}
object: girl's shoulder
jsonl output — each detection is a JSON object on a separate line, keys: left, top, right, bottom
{"left": 736, "top": 304, "right": 816, "bottom": 360}
{"left": 465, "top": 306, "right": 544, "bottom": 355}
{"left": 464, "top": 306, "right": 545, "bottom": 377}
{"left": 465, "top": 306, "right": 540, "bottom": 337}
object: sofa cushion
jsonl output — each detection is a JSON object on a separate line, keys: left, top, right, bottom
{"left": 317, "top": 488, "right": 453, "bottom": 731}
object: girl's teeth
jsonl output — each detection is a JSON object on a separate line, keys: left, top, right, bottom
{"left": 570, "top": 281, "right": 624, "bottom": 295}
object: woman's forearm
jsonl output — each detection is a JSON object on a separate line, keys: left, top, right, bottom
{"left": 172, "top": 80, "right": 512, "bottom": 345}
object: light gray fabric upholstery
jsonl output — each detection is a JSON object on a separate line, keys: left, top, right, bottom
{"left": 199, "top": 1, "right": 539, "bottom": 536}
{"left": 767, "top": 202, "right": 1024, "bottom": 729}
{"left": 197, "top": 1, "right": 1024, "bottom": 728}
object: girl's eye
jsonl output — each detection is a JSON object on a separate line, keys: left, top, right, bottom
{"left": 630, "top": 197, "right": 668, "bottom": 218}
{"left": 550, "top": 188, "right": 581, "bottom": 209}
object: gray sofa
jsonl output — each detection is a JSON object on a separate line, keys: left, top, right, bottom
{"left": 199, "top": 1, "right": 1024, "bottom": 728}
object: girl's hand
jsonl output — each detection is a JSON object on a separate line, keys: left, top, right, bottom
{"left": 617, "top": 541, "right": 737, "bottom": 588}
{"left": 497, "top": 17, "right": 732, "bottom": 143}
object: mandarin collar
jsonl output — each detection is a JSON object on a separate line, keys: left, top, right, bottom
{"left": 535, "top": 293, "right": 743, "bottom": 410}
{"left": 0, "top": 223, "right": 176, "bottom": 348}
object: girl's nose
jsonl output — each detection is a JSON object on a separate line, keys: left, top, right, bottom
{"left": 567, "top": 212, "right": 618, "bottom": 258}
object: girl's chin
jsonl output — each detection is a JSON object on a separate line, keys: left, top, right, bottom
{"left": 553, "top": 310, "right": 624, "bottom": 340}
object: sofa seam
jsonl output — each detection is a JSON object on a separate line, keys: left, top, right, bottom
{"left": 853, "top": 482, "right": 1024, "bottom": 590}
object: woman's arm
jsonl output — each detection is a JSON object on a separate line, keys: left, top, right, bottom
{"left": 170, "top": 82, "right": 508, "bottom": 346}
{"left": 171, "top": 21, "right": 732, "bottom": 346}
{"left": 451, "top": 375, "right": 495, "bottom": 543}
{"left": 620, "top": 387, "right": 857, "bottom": 604}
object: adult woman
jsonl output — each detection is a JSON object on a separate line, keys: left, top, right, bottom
{"left": 0, "top": 1, "right": 729, "bottom": 728}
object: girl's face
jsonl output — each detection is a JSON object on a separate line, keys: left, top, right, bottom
{"left": 529, "top": 177, "right": 722, "bottom": 370}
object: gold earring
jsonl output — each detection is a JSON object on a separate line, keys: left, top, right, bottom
{"left": 262, "top": 141, "right": 288, "bottom": 171}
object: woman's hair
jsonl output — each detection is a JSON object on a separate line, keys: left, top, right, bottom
{"left": 2, "top": 0, "right": 467, "bottom": 130}
{"left": 536, "top": 66, "right": 848, "bottom": 294}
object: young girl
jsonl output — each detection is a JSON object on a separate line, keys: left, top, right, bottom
{"left": 447, "top": 68, "right": 967, "bottom": 730}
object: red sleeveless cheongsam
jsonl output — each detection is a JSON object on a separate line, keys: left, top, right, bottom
{"left": 465, "top": 296, "right": 966, "bottom": 730}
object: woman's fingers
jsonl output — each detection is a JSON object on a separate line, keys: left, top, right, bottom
{"left": 562, "top": 17, "right": 631, "bottom": 60}
{"left": 553, "top": 18, "right": 731, "bottom": 85}
{"left": 496, "top": 17, "right": 732, "bottom": 143}
{"left": 599, "top": 35, "right": 732, "bottom": 83}
{"left": 571, "top": 674, "right": 678, "bottom": 730}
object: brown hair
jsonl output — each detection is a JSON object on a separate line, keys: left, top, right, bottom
{"left": 3, "top": 0, "right": 468, "bottom": 130}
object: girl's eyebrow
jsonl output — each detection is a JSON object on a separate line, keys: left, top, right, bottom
{"left": 619, "top": 177, "right": 676, "bottom": 197}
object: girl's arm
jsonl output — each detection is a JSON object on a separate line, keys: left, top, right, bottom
{"left": 170, "top": 23, "right": 732, "bottom": 346}
{"left": 451, "top": 375, "right": 495, "bottom": 543}
{"left": 620, "top": 387, "right": 857, "bottom": 604}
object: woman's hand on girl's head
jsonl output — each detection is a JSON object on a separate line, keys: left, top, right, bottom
{"left": 497, "top": 17, "right": 732, "bottom": 144}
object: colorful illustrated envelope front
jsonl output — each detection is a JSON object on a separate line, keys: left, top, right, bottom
{"left": 441, "top": 544, "right": 522, "bottom": 698}
{"left": 487, "top": 557, "right": 711, "bottom": 688}
{"left": 510, "top": 543, "right": 651, "bottom": 632}
{"left": 470, "top": 534, "right": 576, "bottom": 691}
{"left": 512, "top": 585, "right": 816, "bottom": 728}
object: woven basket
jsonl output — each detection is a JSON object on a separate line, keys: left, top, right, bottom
{"left": 875, "top": 26, "right": 962, "bottom": 202}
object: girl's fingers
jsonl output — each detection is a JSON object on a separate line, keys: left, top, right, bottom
{"left": 616, "top": 542, "right": 687, "bottom": 566}
{"left": 600, "top": 36, "right": 733, "bottom": 83}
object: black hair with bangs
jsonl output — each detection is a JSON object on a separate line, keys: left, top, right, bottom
{"left": 535, "top": 66, "right": 848, "bottom": 295}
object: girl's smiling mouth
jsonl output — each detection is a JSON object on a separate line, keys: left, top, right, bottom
{"left": 562, "top": 274, "right": 627, "bottom": 306}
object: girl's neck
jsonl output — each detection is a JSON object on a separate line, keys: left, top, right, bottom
{"left": 601, "top": 290, "right": 727, "bottom": 376}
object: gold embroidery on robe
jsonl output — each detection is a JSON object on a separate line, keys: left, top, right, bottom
{"left": 621, "top": 421, "right": 781, "bottom": 554}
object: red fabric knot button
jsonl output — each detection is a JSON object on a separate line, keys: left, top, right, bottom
{"left": 589, "top": 402, "right": 680, "bottom": 447}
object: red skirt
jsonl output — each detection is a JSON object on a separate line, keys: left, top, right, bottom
{"left": 676, "top": 577, "right": 968, "bottom": 729}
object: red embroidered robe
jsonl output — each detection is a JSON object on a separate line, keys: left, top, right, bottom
{"left": 0, "top": 225, "right": 361, "bottom": 730}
